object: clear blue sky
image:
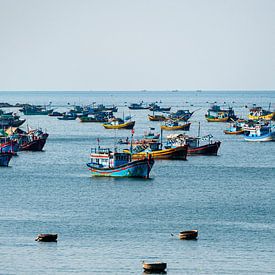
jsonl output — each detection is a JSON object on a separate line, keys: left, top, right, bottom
{"left": 0, "top": 0, "right": 274, "bottom": 91}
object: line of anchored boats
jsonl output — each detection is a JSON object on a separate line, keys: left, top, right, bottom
{"left": 1, "top": 102, "right": 274, "bottom": 175}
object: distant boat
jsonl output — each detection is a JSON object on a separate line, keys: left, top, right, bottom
{"left": 20, "top": 105, "right": 53, "bottom": 115}
{"left": 149, "top": 103, "right": 171, "bottom": 112}
{"left": 103, "top": 118, "right": 135, "bottom": 129}
{"left": 148, "top": 114, "right": 167, "bottom": 121}
{"left": 161, "top": 121, "right": 191, "bottom": 131}
{"left": 128, "top": 102, "right": 150, "bottom": 110}
{"left": 35, "top": 234, "right": 58, "bottom": 242}
{"left": 142, "top": 262, "right": 167, "bottom": 273}
{"left": 57, "top": 114, "right": 77, "bottom": 120}
{"left": 0, "top": 152, "right": 13, "bottom": 166}
{"left": 169, "top": 109, "right": 194, "bottom": 122}
{"left": 48, "top": 111, "right": 64, "bottom": 117}
{"left": 87, "top": 147, "right": 154, "bottom": 178}
{"left": 178, "top": 230, "right": 198, "bottom": 240}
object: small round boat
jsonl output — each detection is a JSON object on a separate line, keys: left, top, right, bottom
{"left": 143, "top": 262, "right": 167, "bottom": 272}
{"left": 178, "top": 230, "right": 198, "bottom": 240}
{"left": 35, "top": 233, "right": 58, "bottom": 242}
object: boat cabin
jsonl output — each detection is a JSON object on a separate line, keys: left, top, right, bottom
{"left": 90, "top": 148, "right": 131, "bottom": 168}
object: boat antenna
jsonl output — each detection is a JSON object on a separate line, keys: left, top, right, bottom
{"left": 130, "top": 128, "right": 134, "bottom": 154}
{"left": 160, "top": 128, "right": 163, "bottom": 149}
{"left": 198, "top": 121, "right": 201, "bottom": 137}
{"left": 97, "top": 138, "right": 100, "bottom": 150}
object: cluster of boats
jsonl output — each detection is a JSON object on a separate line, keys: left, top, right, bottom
{"left": 0, "top": 124, "right": 48, "bottom": 167}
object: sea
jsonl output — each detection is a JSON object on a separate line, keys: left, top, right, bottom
{"left": 0, "top": 90, "right": 274, "bottom": 274}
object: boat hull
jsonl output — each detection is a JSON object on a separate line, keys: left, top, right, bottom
{"left": 20, "top": 134, "right": 49, "bottom": 151}
{"left": 244, "top": 132, "right": 275, "bottom": 142}
{"left": 224, "top": 130, "right": 244, "bottom": 135}
{"left": 161, "top": 123, "right": 191, "bottom": 131}
{"left": 148, "top": 115, "right": 167, "bottom": 121}
{"left": 188, "top": 142, "right": 221, "bottom": 156}
{"left": 129, "top": 145, "right": 188, "bottom": 160}
{"left": 206, "top": 117, "right": 228, "bottom": 122}
{"left": 0, "top": 140, "right": 19, "bottom": 155}
{"left": 248, "top": 113, "right": 274, "bottom": 121}
{"left": 103, "top": 121, "right": 135, "bottom": 129}
{"left": 87, "top": 158, "right": 154, "bottom": 178}
{"left": 0, "top": 152, "right": 13, "bottom": 166}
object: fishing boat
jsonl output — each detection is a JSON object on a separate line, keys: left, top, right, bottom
{"left": 87, "top": 147, "right": 154, "bottom": 178}
{"left": 124, "top": 142, "right": 188, "bottom": 160}
{"left": 142, "top": 262, "right": 167, "bottom": 273}
{"left": 169, "top": 109, "right": 195, "bottom": 121}
{"left": 57, "top": 113, "right": 77, "bottom": 120}
{"left": 149, "top": 103, "right": 171, "bottom": 112}
{"left": 35, "top": 234, "right": 58, "bottom": 242}
{"left": 224, "top": 121, "right": 245, "bottom": 135}
{"left": 48, "top": 111, "right": 64, "bottom": 117}
{"left": 243, "top": 124, "right": 275, "bottom": 142}
{"left": 166, "top": 134, "right": 221, "bottom": 156}
{"left": 0, "top": 114, "right": 26, "bottom": 128}
{"left": 15, "top": 128, "right": 49, "bottom": 151}
{"left": 161, "top": 121, "right": 191, "bottom": 131}
{"left": 205, "top": 104, "right": 238, "bottom": 122}
{"left": 79, "top": 113, "right": 109, "bottom": 123}
{"left": 178, "top": 230, "right": 198, "bottom": 240}
{"left": 0, "top": 152, "right": 13, "bottom": 166}
{"left": 20, "top": 105, "right": 53, "bottom": 115}
{"left": 148, "top": 114, "right": 167, "bottom": 121}
{"left": 103, "top": 118, "right": 135, "bottom": 129}
{"left": 248, "top": 105, "right": 275, "bottom": 121}
{"left": 143, "top": 128, "right": 160, "bottom": 141}
{"left": 128, "top": 102, "right": 150, "bottom": 110}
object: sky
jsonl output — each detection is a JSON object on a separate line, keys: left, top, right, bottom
{"left": 0, "top": 0, "right": 274, "bottom": 91}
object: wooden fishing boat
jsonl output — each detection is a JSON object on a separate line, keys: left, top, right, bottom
{"left": 128, "top": 102, "right": 150, "bottom": 110}
{"left": 57, "top": 114, "right": 76, "bottom": 120}
{"left": 161, "top": 122, "right": 191, "bottom": 131}
{"left": 87, "top": 147, "right": 154, "bottom": 178}
{"left": 169, "top": 109, "right": 195, "bottom": 121}
{"left": 0, "top": 152, "right": 13, "bottom": 166}
{"left": 205, "top": 104, "right": 238, "bottom": 122}
{"left": 224, "top": 129, "right": 244, "bottom": 134}
{"left": 103, "top": 119, "right": 135, "bottom": 129}
{"left": 79, "top": 115, "right": 108, "bottom": 123}
{"left": 166, "top": 133, "right": 221, "bottom": 156}
{"left": 19, "top": 129, "right": 49, "bottom": 151}
{"left": 244, "top": 124, "right": 275, "bottom": 142}
{"left": 248, "top": 105, "right": 275, "bottom": 121}
{"left": 178, "top": 230, "right": 198, "bottom": 240}
{"left": 35, "top": 234, "right": 58, "bottom": 242}
{"left": 124, "top": 143, "right": 188, "bottom": 160}
{"left": 148, "top": 114, "right": 167, "bottom": 121}
{"left": 143, "top": 262, "right": 167, "bottom": 272}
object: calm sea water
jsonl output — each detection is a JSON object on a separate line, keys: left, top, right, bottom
{"left": 0, "top": 91, "right": 274, "bottom": 274}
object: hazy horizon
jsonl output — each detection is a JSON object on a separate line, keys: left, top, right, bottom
{"left": 0, "top": 0, "right": 274, "bottom": 91}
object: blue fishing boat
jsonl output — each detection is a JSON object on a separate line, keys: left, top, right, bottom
{"left": 0, "top": 152, "right": 13, "bottom": 166}
{"left": 87, "top": 147, "right": 154, "bottom": 178}
{"left": 243, "top": 124, "right": 275, "bottom": 142}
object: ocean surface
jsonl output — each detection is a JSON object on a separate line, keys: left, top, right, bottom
{"left": 0, "top": 91, "right": 274, "bottom": 274}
